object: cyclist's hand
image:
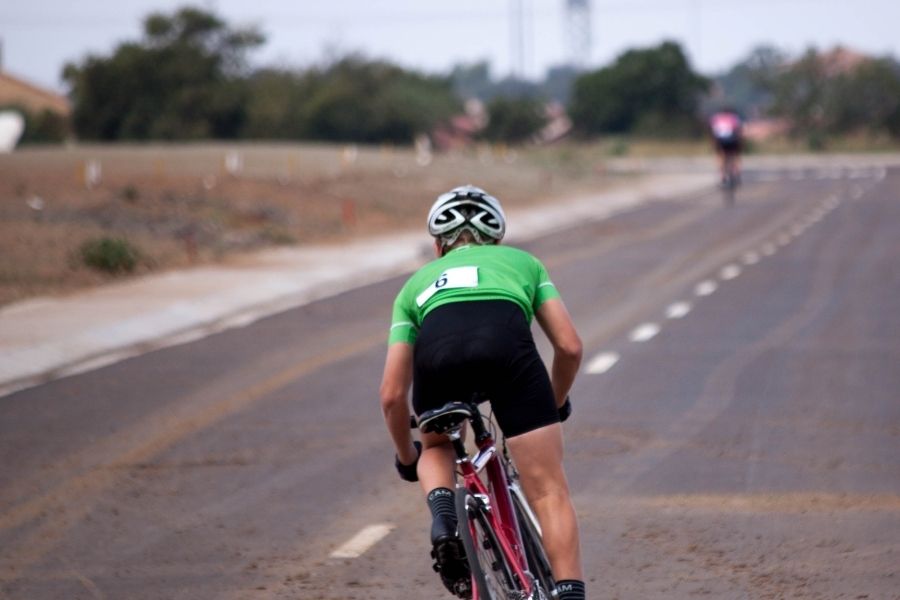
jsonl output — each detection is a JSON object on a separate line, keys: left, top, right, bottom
{"left": 395, "top": 440, "right": 422, "bottom": 482}
{"left": 558, "top": 396, "right": 572, "bottom": 422}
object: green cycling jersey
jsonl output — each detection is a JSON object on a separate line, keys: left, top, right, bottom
{"left": 388, "top": 244, "right": 560, "bottom": 345}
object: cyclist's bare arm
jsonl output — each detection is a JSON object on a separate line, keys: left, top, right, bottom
{"left": 379, "top": 342, "right": 417, "bottom": 464}
{"left": 535, "top": 298, "right": 583, "bottom": 407}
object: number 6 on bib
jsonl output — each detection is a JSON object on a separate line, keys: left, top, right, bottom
{"left": 416, "top": 266, "right": 479, "bottom": 307}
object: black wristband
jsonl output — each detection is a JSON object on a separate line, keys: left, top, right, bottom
{"left": 395, "top": 440, "right": 422, "bottom": 482}
{"left": 558, "top": 396, "right": 572, "bottom": 422}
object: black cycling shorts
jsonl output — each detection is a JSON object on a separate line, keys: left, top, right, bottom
{"left": 412, "top": 300, "right": 558, "bottom": 438}
{"left": 715, "top": 137, "right": 742, "bottom": 154}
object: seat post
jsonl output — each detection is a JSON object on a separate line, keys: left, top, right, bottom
{"left": 448, "top": 430, "right": 469, "bottom": 461}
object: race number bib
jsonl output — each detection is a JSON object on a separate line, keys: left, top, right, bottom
{"left": 416, "top": 266, "right": 479, "bottom": 307}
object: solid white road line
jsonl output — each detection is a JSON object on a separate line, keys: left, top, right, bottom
{"left": 761, "top": 243, "right": 777, "bottom": 256}
{"left": 665, "top": 302, "right": 692, "bottom": 319}
{"left": 585, "top": 352, "right": 620, "bottom": 374}
{"left": 742, "top": 251, "right": 760, "bottom": 265}
{"left": 719, "top": 264, "right": 742, "bottom": 280}
{"left": 629, "top": 323, "right": 660, "bottom": 343}
{"left": 695, "top": 280, "right": 718, "bottom": 296}
{"left": 330, "top": 524, "right": 395, "bottom": 559}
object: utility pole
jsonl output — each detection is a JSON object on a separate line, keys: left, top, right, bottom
{"left": 510, "top": 0, "right": 531, "bottom": 78}
{"left": 565, "top": 0, "right": 592, "bottom": 70}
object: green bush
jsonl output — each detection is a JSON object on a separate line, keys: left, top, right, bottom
{"left": 480, "top": 96, "right": 547, "bottom": 144}
{"left": 120, "top": 185, "right": 140, "bottom": 202}
{"left": 79, "top": 237, "right": 140, "bottom": 273}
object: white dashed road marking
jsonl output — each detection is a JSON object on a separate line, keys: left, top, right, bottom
{"left": 331, "top": 524, "right": 395, "bottom": 559}
{"left": 577, "top": 168, "right": 879, "bottom": 385}
{"left": 719, "top": 264, "right": 742, "bottom": 280}
{"left": 629, "top": 323, "right": 660, "bottom": 343}
{"left": 695, "top": 280, "right": 718, "bottom": 296}
{"left": 585, "top": 352, "right": 620, "bottom": 374}
{"left": 665, "top": 302, "right": 692, "bottom": 319}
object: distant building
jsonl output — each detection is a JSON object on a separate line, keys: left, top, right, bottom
{"left": 743, "top": 118, "right": 790, "bottom": 142}
{"left": 431, "top": 99, "right": 487, "bottom": 151}
{"left": 0, "top": 70, "right": 70, "bottom": 116}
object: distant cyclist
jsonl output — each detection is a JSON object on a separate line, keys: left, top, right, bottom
{"left": 709, "top": 108, "right": 744, "bottom": 187}
{"left": 379, "top": 185, "right": 586, "bottom": 599}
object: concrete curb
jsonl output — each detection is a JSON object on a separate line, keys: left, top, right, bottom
{"left": 0, "top": 173, "right": 708, "bottom": 397}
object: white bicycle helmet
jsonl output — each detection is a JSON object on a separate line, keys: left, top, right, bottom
{"left": 427, "top": 185, "right": 506, "bottom": 246}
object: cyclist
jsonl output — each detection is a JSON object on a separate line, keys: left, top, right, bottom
{"left": 379, "top": 185, "right": 586, "bottom": 600}
{"left": 708, "top": 108, "right": 744, "bottom": 187}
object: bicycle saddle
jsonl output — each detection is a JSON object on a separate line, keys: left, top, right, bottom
{"left": 417, "top": 402, "right": 474, "bottom": 434}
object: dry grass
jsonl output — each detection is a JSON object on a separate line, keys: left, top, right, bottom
{"left": 0, "top": 142, "right": 638, "bottom": 306}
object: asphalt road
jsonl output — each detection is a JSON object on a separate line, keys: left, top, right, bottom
{"left": 1, "top": 166, "right": 898, "bottom": 600}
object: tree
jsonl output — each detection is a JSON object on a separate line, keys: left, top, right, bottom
{"left": 824, "top": 58, "right": 900, "bottom": 138}
{"left": 541, "top": 65, "right": 580, "bottom": 104}
{"left": 849, "top": 59, "right": 900, "bottom": 137}
{"left": 299, "top": 56, "right": 460, "bottom": 144}
{"left": 64, "top": 6, "right": 264, "bottom": 140}
{"left": 768, "top": 48, "right": 829, "bottom": 139}
{"left": 767, "top": 47, "right": 900, "bottom": 142}
{"left": 568, "top": 41, "right": 709, "bottom": 137}
{"left": 450, "top": 62, "right": 494, "bottom": 100}
{"left": 242, "top": 68, "right": 318, "bottom": 139}
{"left": 708, "top": 45, "right": 786, "bottom": 118}
{"left": 480, "top": 97, "right": 547, "bottom": 144}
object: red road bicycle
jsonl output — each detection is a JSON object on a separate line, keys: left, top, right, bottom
{"left": 417, "top": 397, "right": 556, "bottom": 600}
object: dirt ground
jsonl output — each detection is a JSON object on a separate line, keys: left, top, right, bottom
{"left": 0, "top": 142, "right": 636, "bottom": 307}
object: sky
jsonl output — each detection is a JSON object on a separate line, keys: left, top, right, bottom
{"left": 2, "top": 0, "right": 900, "bottom": 92}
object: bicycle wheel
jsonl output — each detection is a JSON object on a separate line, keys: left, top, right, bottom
{"left": 455, "top": 488, "right": 526, "bottom": 599}
{"left": 512, "top": 492, "right": 555, "bottom": 600}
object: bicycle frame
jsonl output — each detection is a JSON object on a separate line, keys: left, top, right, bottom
{"left": 446, "top": 414, "right": 535, "bottom": 598}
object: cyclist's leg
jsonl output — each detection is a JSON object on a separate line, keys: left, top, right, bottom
{"left": 418, "top": 429, "right": 471, "bottom": 596}
{"left": 418, "top": 430, "right": 456, "bottom": 492}
{"left": 506, "top": 423, "right": 583, "bottom": 583}
{"left": 714, "top": 142, "right": 727, "bottom": 183}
